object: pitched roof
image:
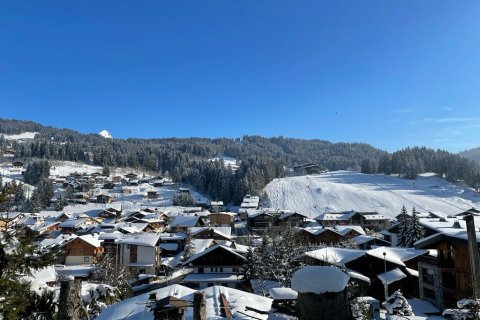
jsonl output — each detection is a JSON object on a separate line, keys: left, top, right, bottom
{"left": 117, "top": 233, "right": 161, "bottom": 247}
{"left": 183, "top": 244, "right": 246, "bottom": 265}
{"left": 367, "top": 246, "right": 428, "bottom": 267}
{"left": 305, "top": 247, "right": 366, "bottom": 267}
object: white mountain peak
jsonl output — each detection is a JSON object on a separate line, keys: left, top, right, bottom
{"left": 98, "top": 130, "right": 112, "bottom": 139}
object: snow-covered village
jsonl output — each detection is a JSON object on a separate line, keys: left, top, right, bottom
{"left": 2, "top": 1, "right": 480, "bottom": 319}
{"left": 2, "top": 124, "right": 480, "bottom": 320}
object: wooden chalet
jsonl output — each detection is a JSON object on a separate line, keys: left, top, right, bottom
{"left": 209, "top": 212, "right": 235, "bottom": 228}
{"left": 63, "top": 234, "right": 104, "bottom": 265}
{"left": 182, "top": 244, "right": 246, "bottom": 289}
{"left": 415, "top": 224, "right": 480, "bottom": 309}
{"left": 317, "top": 211, "right": 390, "bottom": 231}
{"left": 294, "top": 227, "right": 344, "bottom": 244}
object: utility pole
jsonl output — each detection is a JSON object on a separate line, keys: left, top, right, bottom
{"left": 466, "top": 214, "right": 480, "bottom": 297}
{"left": 383, "top": 252, "right": 388, "bottom": 300}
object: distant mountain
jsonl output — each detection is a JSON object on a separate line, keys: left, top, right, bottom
{"left": 459, "top": 147, "right": 480, "bottom": 163}
{"left": 98, "top": 130, "right": 112, "bottom": 139}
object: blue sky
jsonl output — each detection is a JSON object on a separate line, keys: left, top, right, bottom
{"left": 1, "top": 1, "right": 480, "bottom": 152}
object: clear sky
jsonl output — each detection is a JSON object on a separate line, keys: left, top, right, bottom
{"left": 1, "top": 1, "right": 480, "bottom": 152}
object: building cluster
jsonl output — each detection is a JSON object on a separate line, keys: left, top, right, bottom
{"left": 1, "top": 163, "right": 480, "bottom": 319}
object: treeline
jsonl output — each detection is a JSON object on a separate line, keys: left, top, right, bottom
{"left": 2, "top": 118, "right": 479, "bottom": 204}
{"left": 361, "top": 147, "right": 480, "bottom": 186}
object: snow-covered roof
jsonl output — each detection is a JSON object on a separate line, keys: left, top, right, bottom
{"left": 76, "top": 234, "right": 103, "bottom": 247}
{"left": 377, "top": 267, "right": 407, "bottom": 285}
{"left": 351, "top": 235, "right": 387, "bottom": 246}
{"left": 58, "top": 218, "right": 89, "bottom": 228}
{"left": 191, "top": 239, "right": 215, "bottom": 254}
{"left": 117, "top": 222, "right": 149, "bottom": 233}
{"left": 189, "top": 226, "right": 232, "bottom": 239}
{"left": 305, "top": 247, "right": 366, "bottom": 267}
{"left": 117, "top": 233, "right": 161, "bottom": 247}
{"left": 203, "top": 285, "right": 273, "bottom": 320}
{"left": 367, "top": 247, "right": 428, "bottom": 267}
{"left": 335, "top": 225, "right": 366, "bottom": 236}
{"left": 39, "top": 234, "right": 77, "bottom": 250}
{"left": 346, "top": 269, "right": 371, "bottom": 284}
{"left": 96, "top": 284, "right": 196, "bottom": 320}
{"left": 183, "top": 273, "right": 244, "bottom": 282}
{"left": 184, "top": 244, "right": 246, "bottom": 265}
{"left": 269, "top": 287, "right": 298, "bottom": 300}
{"left": 55, "top": 265, "right": 94, "bottom": 278}
{"left": 292, "top": 266, "right": 350, "bottom": 294}
{"left": 170, "top": 215, "right": 201, "bottom": 227}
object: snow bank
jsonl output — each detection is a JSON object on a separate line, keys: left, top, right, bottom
{"left": 291, "top": 266, "right": 350, "bottom": 294}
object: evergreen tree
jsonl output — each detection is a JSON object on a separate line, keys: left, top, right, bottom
{"left": 405, "top": 207, "right": 424, "bottom": 247}
{"left": 0, "top": 187, "right": 59, "bottom": 319}
{"left": 102, "top": 165, "right": 111, "bottom": 177}
{"left": 396, "top": 205, "right": 410, "bottom": 247}
{"left": 242, "top": 246, "right": 260, "bottom": 281}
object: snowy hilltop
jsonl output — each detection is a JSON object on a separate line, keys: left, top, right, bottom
{"left": 264, "top": 171, "right": 480, "bottom": 219}
{"left": 98, "top": 130, "right": 112, "bottom": 139}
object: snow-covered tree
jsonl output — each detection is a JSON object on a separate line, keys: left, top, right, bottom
{"left": 0, "top": 186, "right": 59, "bottom": 319}
{"left": 396, "top": 205, "right": 410, "bottom": 247}
{"left": 405, "top": 207, "right": 424, "bottom": 247}
{"left": 382, "top": 290, "right": 413, "bottom": 316}
{"left": 91, "top": 254, "right": 132, "bottom": 300}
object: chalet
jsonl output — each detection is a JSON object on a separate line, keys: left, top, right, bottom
{"left": 117, "top": 233, "right": 162, "bottom": 276}
{"left": 99, "top": 231, "right": 123, "bottom": 259}
{"left": 247, "top": 211, "right": 276, "bottom": 233}
{"left": 316, "top": 211, "right": 390, "bottom": 230}
{"left": 189, "top": 227, "right": 232, "bottom": 241}
{"left": 351, "top": 235, "right": 390, "bottom": 249}
{"left": 304, "top": 246, "right": 428, "bottom": 301}
{"left": 238, "top": 195, "right": 260, "bottom": 217}
{"left": 99, "top": 204, "right": 122, "bottom": 219}
{"left": 159, "top": 232, "right": 186, "bottom": 253}
{"left": 63, "top": 234, "right": 104, "bottom": 265}
{"left": 12, "top": 161, "right": 24, "bottom": 169}
{"left": 117, "top": 222, "right": 149, "bottom": 234}
{"left": 125, "top": 172, "right": 138, "bottom": 180}
{"left": 334, "top": 225, "right": 367, "bottom": 238}
{"left": 294, "top": 226, "right": 344, "bottom": 244}
{"left": 209, "top": 212, "right": 235, "bottom": 228}
{"left": 414, "top": 222, "right": 480, "bottom": 309}
{"left": 169, "top": 215, "right": 206, "bottom": 232}
{"left": 96, "top": 193, "right": 114, "bottom": 204}
{"left": 209, "top": 201, "right": 224, "bottom": 213}
{"left": 182, "top": 244, "right": 246, "bottom": 289}
{"left": 278, "top": 211, "right": 309, "bottom": 227}
{"left": 57, "top": 217, "right": 97, "bottom": 233}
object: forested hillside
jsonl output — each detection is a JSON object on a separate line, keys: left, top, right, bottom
{"left": 459, "top": 147, "right": 480, "bottom": 164}
{"left": 1, "top": 118, "right": 479, "bottom": 204}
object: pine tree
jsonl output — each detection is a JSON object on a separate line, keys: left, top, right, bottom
{"left": 0, "top": 187, "right": 59, "bottom": 319}
{"left": 102, "top": 165, "right": 111, "bottom": 177}
{"left": 405, "top": 207, "right": 424, "bottom": 247}
{"left": 396, "top": 205, "right": 410, "bottom": 247}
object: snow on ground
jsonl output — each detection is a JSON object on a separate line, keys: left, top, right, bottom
{"left": 49, "top": 161, "right": 141, "bottom": 176}
{"left": 209, "top": 156, "right": 240, "bottom": 171}
{"left": 0, "top": 131, "right": 38, "bottom": 140}
{"left": 265, "top": 171, "right": 480, "bottom": 219}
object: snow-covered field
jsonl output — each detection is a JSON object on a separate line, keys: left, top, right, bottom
{"left": 50, "top": 161, "right": 142, "bottom": 176}
{"left": 0, "top": 131, "right": 38, "bottom": 140}
{"left": 264, "top": 171, "right": 480, "bottom": 219}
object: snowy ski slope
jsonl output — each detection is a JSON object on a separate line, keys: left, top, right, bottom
{"left": 264, "top": 171, "right": 480, "bottom": 219}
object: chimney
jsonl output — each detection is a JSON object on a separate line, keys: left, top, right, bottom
{"left": 193, "top": 291, "right": 206, "bottom": 320}
{"left": 466, "top": 215, "right": 480, "bottom": 298}
{"left": 57, "top": 278, "right": 83, "bottom": 320}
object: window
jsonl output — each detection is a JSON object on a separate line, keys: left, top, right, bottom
{"left": 84, "top": 257, "right": 90, "bottom": 263}
{"left": 219, "top": 267, "right": 223, "bottom": 272}
{"left": 198, "top": 268, "right": 204, "bottom": 273}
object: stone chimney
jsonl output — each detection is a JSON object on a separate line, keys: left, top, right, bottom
{"left": 57, "top": 277, "right": 86, "bottom": 320}
{"left": 193, "top": 291, "right": 206, "bottom": 320}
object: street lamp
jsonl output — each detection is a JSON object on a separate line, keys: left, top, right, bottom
{"left": 383, "top": 252, "right": 388, "bottom": 300}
